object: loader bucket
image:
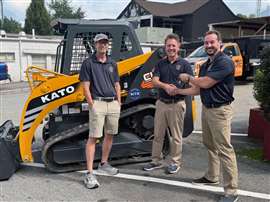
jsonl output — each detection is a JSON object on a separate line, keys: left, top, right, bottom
{"left": 0, "top": 120, "right": 20, "bottom": 180}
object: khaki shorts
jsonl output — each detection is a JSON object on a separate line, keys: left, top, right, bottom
{"left": 89, "top": 100, "right": 121, "bottom": 138}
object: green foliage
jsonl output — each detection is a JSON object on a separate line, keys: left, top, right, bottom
{"left": 249, "top": 14, "right": 256, "bottom": 18}
{"left": 24, "top": 0, "right": 52, "bottom": 35}
{"left": 254, "top": 47, "right": 270, "bottom": 120}
{"left": 236, "top": 13, "right": 256, "bottom": 19}
{"left": 237, "top": 14, "right": 248, "bottom": 19}
{"left": 237, "top": 148, "right": 269, "bottom": 163}
{"left": 48, "top": 0, "right": 85, "bottom": 19}
{"left": 0, "top": 17, "right": 22, "bottom": 33}
{"left": 237, "top": 148, "right": 263, "bottom": 160}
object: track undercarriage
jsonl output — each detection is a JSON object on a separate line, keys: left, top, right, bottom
{"left": 41, "top": 104, "right": 170, "bottom": 173}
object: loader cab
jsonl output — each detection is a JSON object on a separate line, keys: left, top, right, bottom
{"left": 52, "top": 19, "right": 143, "bottom": 75}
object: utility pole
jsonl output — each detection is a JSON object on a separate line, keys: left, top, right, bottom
{"left": 256, "top": 0, "right": 261, "bottom": 17}
{"left": 0, "top": 0, "right": 3, "bottom": 29}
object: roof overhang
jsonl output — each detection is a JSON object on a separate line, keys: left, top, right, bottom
{"left": 209, "top": 16, "right": 270, "bottom": 36}
{"left": 51, "top": 18, "right": 132, "bottom": 34}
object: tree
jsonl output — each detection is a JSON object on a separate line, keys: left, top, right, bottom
{"left": 24, "top": 0, "right": 52, "bottom": 35}
{"left": 0, "top": 17, "right": 22, "bottom": 33}
{"left": 249, "top": 14, "right": 256, "bottom": 18}
{"left": 236, "top": 14, "right": 248, "bottom": 19}
{"left": 48, "top": 0, "right": 85, "bottom": 19}
{"left": 254, "top": 47, "right": 270, "bottom": 121}
{"left": 237, "top": 13, "right": 256, "bottom": 19}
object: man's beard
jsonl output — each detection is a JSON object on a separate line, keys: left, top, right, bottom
{"left": 206, "top": 48, "right": 217, "bottom": 56}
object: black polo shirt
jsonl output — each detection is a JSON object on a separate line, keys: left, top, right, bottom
{"left": 199, "top": 52, "right": 235, "bottom": 106}
{"left": 153, "top": 57, "right": 193, "bottom": 100}
{"left": 79, "top": 54, "right": 119, "bottom": 98}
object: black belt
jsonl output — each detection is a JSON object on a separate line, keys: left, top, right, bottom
{"left": 204, "top": 102, "right": 231, "bottom": 108}
{"left": 94, "top": 97, "right": 116, "bottom": 102}
{"left": 159, "top": 97, "right": 184, "bottom": 104}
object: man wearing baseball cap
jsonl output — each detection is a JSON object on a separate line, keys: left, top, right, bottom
{"left": 79, "top": 33, "right": 121, "bottom": 189}
{"left": 93, "top": 33, "right": 109, "bottom": 42}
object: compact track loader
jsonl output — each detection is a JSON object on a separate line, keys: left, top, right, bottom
{"left": 0, "top": 19, "right": 194, "bottom": 180}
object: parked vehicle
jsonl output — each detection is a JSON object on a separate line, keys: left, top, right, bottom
{"left": 0, "top": 62, "right": 11, "bottom": 82}
{"left": 185, "top": 38, "right": 270, "bottom": 80}
{"left": 185, "top": 42, "right": 244, "bottom": 77}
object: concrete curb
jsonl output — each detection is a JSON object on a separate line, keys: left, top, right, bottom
{"left": 0, "top": 81, "right": 29, "bottom": 92}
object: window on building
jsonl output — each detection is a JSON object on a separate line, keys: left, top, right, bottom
{"left": 140, "top": 19, "right": 150, "bottom": 27}
{"left": 32, "top": 54, "right": 46, "bottom": 68}
{"left": 0, "top": 52, "right": 15, "bottom": 62}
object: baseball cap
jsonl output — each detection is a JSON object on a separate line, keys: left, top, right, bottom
{"left": 94, "top": 33, "right": 109, "bottom": 43}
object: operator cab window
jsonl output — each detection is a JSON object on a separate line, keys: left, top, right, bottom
{"left": 120, "top": 32, "right": 133, "bottom": 53}
{"left": 70, "top": 32, "right": 113, "bottom": 74}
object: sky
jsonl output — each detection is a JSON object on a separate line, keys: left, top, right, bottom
{"left": 2, "top": 0, "right": 270, "bottom": 26}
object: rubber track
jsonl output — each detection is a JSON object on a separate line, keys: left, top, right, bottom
{"left": 42, "top": 123, "right": 89, "bottom": 173}
{"left": 42, "top": 104, "right": 156, "bottom": 173}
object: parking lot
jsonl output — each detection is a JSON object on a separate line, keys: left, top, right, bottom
{"left": 0, "top": 80, "right": 269, "bottom": 202}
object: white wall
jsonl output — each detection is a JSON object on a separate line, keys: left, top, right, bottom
{"left": 0, "top": 37, "right": 61, "bottom": 82}
{"left": 135, "top": 27, "right": 172, "bottom": 44}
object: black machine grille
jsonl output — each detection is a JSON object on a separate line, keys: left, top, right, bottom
{"left": 120, "top": 32, "right": 133, "bottom": 53}
{"left": 69, "top": 31, "right": 133, "bottom": 74}
{"left": 70, "top": 32, "right": 113, "bottom": 73}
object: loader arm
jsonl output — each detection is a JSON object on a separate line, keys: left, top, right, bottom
{"left": 18, "top": 67, "right": 84, "bottom": 162}
{"left": 18, "top": 52, "right": 153, "bottom": 162}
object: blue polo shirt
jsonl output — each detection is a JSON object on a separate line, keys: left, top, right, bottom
{"left": 199, "top": 52, "right": 235, "bottom": 106}
{"left": 79, "top": 54, "right": 119, "bottom": 98}
{"left": 153, "top": 57, "right": 193, "bottom": 100}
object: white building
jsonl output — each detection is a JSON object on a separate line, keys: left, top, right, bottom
{"left": 0, "top": 31, "right": 62, "bottom": 82}
{"left": 0, "top": 28, "right": 166, "bottom": 82}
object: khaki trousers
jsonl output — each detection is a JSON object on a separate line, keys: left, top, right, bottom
{"left": 152, "top": 100, "right": 186, "bottom": 166}
{"left": 89, "top": 100, "right": 120, "bottom": 138}
{"left": 202, "top": 104, "right": 238, "bottom": 195}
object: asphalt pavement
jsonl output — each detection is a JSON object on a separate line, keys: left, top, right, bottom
{"left": 0, "top": 81, "right": 28, "bottom": 92}
{"left": 0, "top": 81, "right": 269, "bottom": 202}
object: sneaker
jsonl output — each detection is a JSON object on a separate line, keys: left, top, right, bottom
{"left": 143, "top": 162, "right": 163, "bottom": 171}
{"left": 98, "top": 162, "right": 119, "bottom": 175}
{"left": 218, "top": 195, "right": 239, "bottom": 202}
{"left": 167, "top": 164, "right": 180, "bottom": 174}
{"left": 192, "top": 177, "right": 219, "bottom": 185}
{"left": 84, "top": 172, "right": 100, "bottom": 189}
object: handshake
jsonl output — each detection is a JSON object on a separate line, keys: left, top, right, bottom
{"left": 179, "top": 73, "right": 191, "bottom": 83}
{"left": 165, "top": 73, "right": 191, "bottom": 96}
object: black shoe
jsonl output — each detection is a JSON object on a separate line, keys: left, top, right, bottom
{"left": 192, "top": 177, "right": 219, "bottom": 185}
{"left": 218, "top": 195, "right": 239, "bottom": 202}
{"left": 143, "top": 162, "right": 163, "bottom": 171}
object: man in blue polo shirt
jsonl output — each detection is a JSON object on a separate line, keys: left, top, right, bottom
{"left": 79, "top": 33, "right": 121, "bottom": 189}
{"left": 174, "top": 30, "right": 238, "bottom": 202}
{"left": 143, "top": 33, "right": 193, "bottom": 174}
